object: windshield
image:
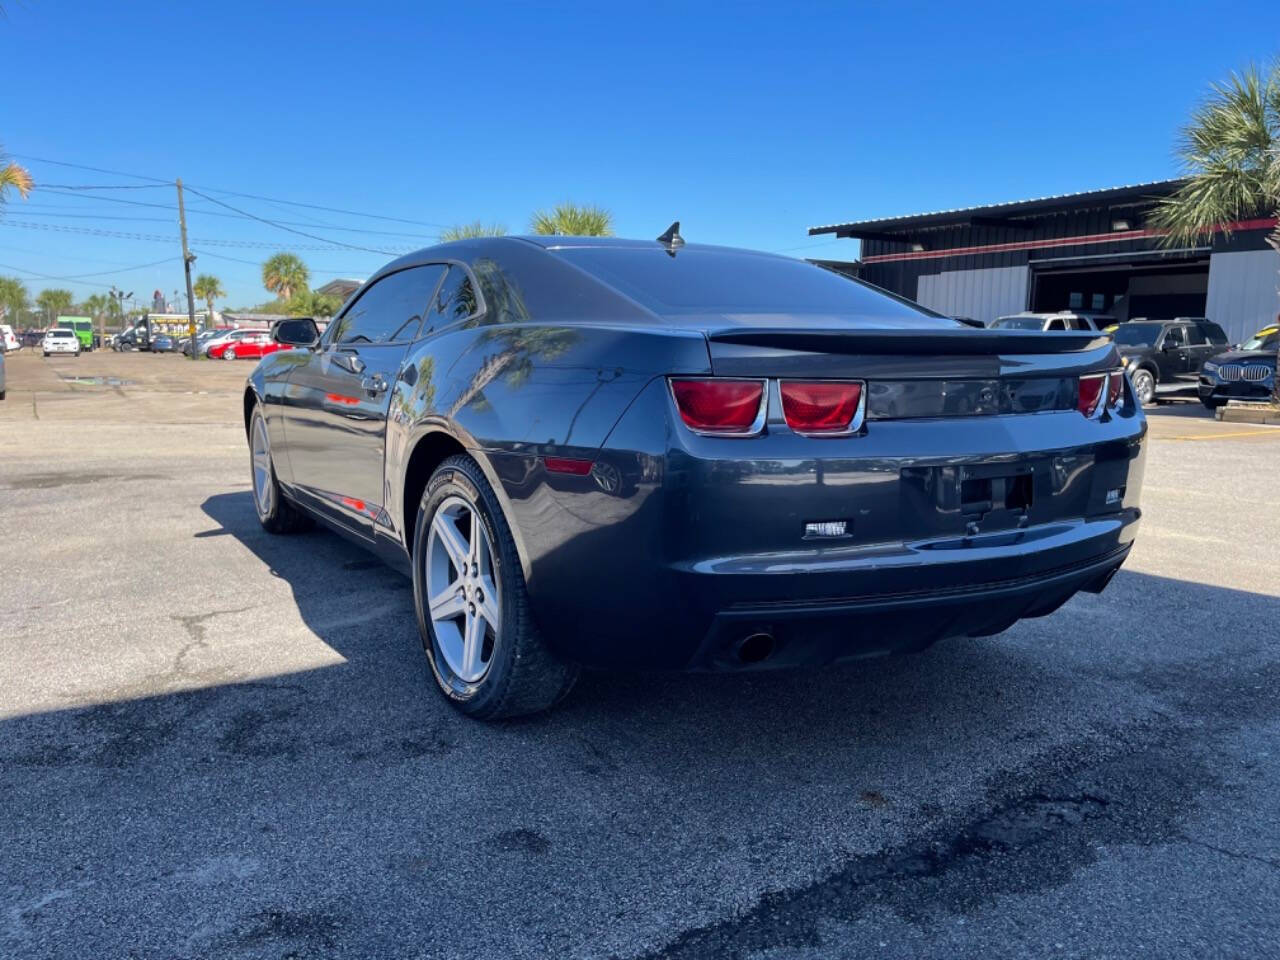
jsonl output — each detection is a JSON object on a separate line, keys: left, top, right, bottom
{"left": 1239, "top": 332, "right": 1279, "bottom": 352}
{"left": 990, "top": 316, "right": 1045, "bottom": 330}
{"left": 48, "top": 329, "right": 75, "bottom": 337}
{"left": 1113, "top": 323, "right": 1162, "bottom": 346}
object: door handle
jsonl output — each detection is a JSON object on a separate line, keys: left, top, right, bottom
{"left": 361, "top": 373, "right": 389, "bottom": 395}
{"left": 331, "top": 350, "right": 365, "bottom": 375}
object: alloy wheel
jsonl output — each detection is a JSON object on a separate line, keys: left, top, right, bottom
{"left": 1133, "top": 370, "right": 1154, "bottom": 405}
{"left": 425, "top": 494, "right": 501, "bottom": 684}
{"left": 251, "top": 415, "right": 274, "bottom": 518}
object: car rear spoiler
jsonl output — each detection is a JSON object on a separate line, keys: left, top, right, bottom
{"left": 705, "top": 327, "right": 1111, "bottom": 356}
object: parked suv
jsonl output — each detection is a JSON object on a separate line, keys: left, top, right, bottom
{"left": 42, "top": 327, "right": 82, "bottom": 357}
{"left": 990, "top": 311, "right": 1115, "bottom": 332}
{"left": 1114, "top": 318, "right": 1229, "bottom": 405}
{"left": 1198, "top": 328, "right": 1278, "bottom": 408}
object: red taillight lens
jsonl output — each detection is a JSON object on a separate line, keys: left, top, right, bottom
{"left": 1078, "top": 373, "right": 1106, "bottom": 417}
{"left": 669, "top": 378, "right": 765, "bottom": 434}
{"left": 1106, "top": 369, "right": 1124, "bottom": 409}
{"left": 780, "top": 380, "right": 863, "bottom": 434}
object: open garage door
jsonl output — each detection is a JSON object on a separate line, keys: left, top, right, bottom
{"left": 1030, "top": 257, "right": 1209, "bottom": 323}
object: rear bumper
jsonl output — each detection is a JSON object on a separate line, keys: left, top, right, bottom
{"left": 687, "top": 529, "right": 1133, "bottom": 670}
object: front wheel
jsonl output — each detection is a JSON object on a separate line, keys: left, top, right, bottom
{"left": 249, "top": 404, "right": 312, "bottom": 534}
{"left": 223, "top": 347, "right": 236, "bottom": 360}
{"left": 413, "top": 454, "right": 578, "bottom": 719}
{"left": 1131, "top": 368, "right": 1155, "bottom": 406}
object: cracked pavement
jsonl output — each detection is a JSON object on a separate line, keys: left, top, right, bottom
{"left": 1, "top": 352, "right": 1279, "bottom": 959}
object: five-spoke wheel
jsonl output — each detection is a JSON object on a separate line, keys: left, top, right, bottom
{"left": 414, "top": 454, "right": 578, "bottom": 718}
{"left": 425, "top": 494, "right": 501, "bottom": 684}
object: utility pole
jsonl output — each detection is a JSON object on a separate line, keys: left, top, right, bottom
{"left": 175, "top": 178, "right": 199, "bottom": 360}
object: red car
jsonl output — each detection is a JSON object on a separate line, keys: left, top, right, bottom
{"left": 208, "top": 331, "right": 292, "bottom": 360}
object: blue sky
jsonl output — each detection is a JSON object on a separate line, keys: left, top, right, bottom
{"left": 2, "top": 0, "right": 1279, "bottom": 307}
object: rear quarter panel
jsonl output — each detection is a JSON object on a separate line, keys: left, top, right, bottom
{"left": 385, "top": 321, "right": 711, "bottom": 579}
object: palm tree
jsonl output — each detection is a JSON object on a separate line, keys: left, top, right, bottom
{"left": 1151, "top": 62, "right": 1280, "bottom": 402}
{"left": 193, "top": 274, "right": 226, "bottom": 325}
{"left": 529, "top": 203, "right": 614, "bottom": 236}
{"left": 261, "top": 253, "right": 309, "bottom": 302}
{"left": 0, "top": 148, "right": 33, "bottom": 207}
{"left": 285, "top": 289, "right": 342, "bottom": 318}
{"left": 82, "top": 293, "right": 111, "bottom": 347}
{"left": 439, "top": 222, "right": 508, "bottom": 242}
{"left": 35, "top": 288, "right": 73, "bottom": 324}
{"left": 0, "top": 275, "right": 28, "bottom": 323}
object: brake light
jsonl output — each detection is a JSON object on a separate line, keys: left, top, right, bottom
{"left": 779, "top": 380, "right": 864, "bottom": 434}
{"left": 669, "top": 378, "right": 766, "bottom": 435}
{"left": 1077, "top": 373, "right": 1106, "bottom": 417}
{"left": 1106, "top": 368, "right": 1125, "bottom": 409}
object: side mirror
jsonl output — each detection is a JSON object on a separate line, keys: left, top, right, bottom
{"left": 274, "top": 317, "right": 320, "bottom": 347}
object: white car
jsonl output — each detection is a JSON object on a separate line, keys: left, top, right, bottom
{"left": 43, "top": 328, "right": 81, "bottom": 357}
{"left": 1, "top": 323, "right": 20, "bottom": 353}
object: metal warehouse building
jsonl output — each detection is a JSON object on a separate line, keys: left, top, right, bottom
{"left": 810, "top": 180, "right": 1279, "bottom": 344}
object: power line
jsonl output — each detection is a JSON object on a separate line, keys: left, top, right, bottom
{"left": 0, "top": 219, "right": 407, "bottom": 252}
{"left": 15, "top": 152, "right": 452, "bottom": 229}
{"left": 34, "top": 186, "right": 442, "bottom": 239}
{"left": 36, "top": 183, "right": 169, "bottom": 190}
{"left": 188, "top": 185, "right": 452, "bottom": 229}
{"left": 9, "top": 154, "right": 171, "bottom": 184}
{"left": 183, "top": 186, "right": 399, "bottom": 256}
{"left": 0, "top": 256, "right": 180, "bottom": 281}
{"left": 191, "top": 247, "right": 368, "bottom": 274}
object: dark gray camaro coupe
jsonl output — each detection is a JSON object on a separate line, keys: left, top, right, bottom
{"left": 245, "top": 232, "right": 1145, "bottom": 718}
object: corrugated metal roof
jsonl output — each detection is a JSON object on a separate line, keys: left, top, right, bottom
{"left": 809, "top": 179, "right": 1184, "bottom": 237}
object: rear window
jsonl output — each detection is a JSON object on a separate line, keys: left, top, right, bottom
{"left": 1202, "top": 323, "right": 1228, "bottom": 344}
{"left": 48, "top": 329, "right": 75, "bottom": 338}
{"left": 1113, "top": 323, "right": 1162, "bottom": 346}
{"left": 991, "top": 316, "right": 1045, "bottom": 330}
{"left": 553, "top": 246, "right": 952, "bottom": 328}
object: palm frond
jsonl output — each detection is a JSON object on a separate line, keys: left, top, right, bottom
{"left": 439, "top": 221, "right": 507, "bottom": 242}
{"left": 1154, "top": 61, "right": 1280, "bottom": 247}
{"left": 529, "top": 203, "right": 614, "bottom": 236}
{"left": 0, "top": 158, "right": 34, "bottom": 201}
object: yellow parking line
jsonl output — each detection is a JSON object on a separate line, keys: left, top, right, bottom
{"left": 1165, "top": 428, "right": 1280, "bottom": 441}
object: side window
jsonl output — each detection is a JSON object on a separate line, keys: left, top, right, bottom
{"left": 1205, "top": 323, "right": 1228, "bottom": 345}
{"left": 425, "top": 265, "right": 481, "bottom": 331}
{"left": 1046, "top": 317, "right": 1067, "bottom": 331}
{"left": 1071, "top": 317, "right": 1093, "bottom": 330}
{"left": 1163, "top": 326, "right": 1185, "bottom": 347}
{"left": 1185, "top": 325, "right": 1206, "bottom": 346}
{"left": 329, "top": 265, "right": 446, "bottom": 345}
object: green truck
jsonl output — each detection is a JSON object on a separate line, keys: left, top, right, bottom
{"left": 55, "top": 316, "right": 95, "bottom": 351}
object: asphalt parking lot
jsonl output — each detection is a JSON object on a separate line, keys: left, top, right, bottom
{"left": 2, "top": 350, "right": 1279, "bottom": 960}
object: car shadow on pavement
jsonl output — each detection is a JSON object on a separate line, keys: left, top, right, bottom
{"left": 4, "top": 490, "right": 1279, "bottom": 955}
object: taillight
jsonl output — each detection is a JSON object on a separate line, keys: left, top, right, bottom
{"left": 1077, "top": 373, "right": 1106, "bottom": 418}
{"left": 1106, "top": 368, "right": 1125, "bottom": 410}
{"left": 669, "top": 378, "right": 766, "bottom": 435}
{"left": 779, "top": 380, "right": 864, "bottom": 434}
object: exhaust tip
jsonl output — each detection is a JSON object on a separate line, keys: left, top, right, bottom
{"left": 737, "top": 632, "right": 776, "bottom": 664}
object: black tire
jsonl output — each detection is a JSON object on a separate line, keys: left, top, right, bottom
{"left": 249, "top": 404, "right": 313, "bottom": 534}
{"left": 1201, "top": 397, "right": 1226, "bottom": 410}
{"left": 413, "top": 454, "right": 578, "bottom": 719}
{"left": 1131, "top": 368, "right": 1156, "bottom": 406}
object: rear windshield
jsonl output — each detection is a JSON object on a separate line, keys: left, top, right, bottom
{"left": 552, "top": 246, "right": 953, "bottom": 328}
{"left": 48, "top": 329, "right": 76, "bottom": 337}
{"left": 990, "top": 316, "right": 1045, "bottom": 330}
{"left": 1112, "top": 323, "right": 1162, "bottom": 346}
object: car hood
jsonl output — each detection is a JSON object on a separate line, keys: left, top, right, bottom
{"left": 1208, "top": 349, "right": 1277, "bottom": 366}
